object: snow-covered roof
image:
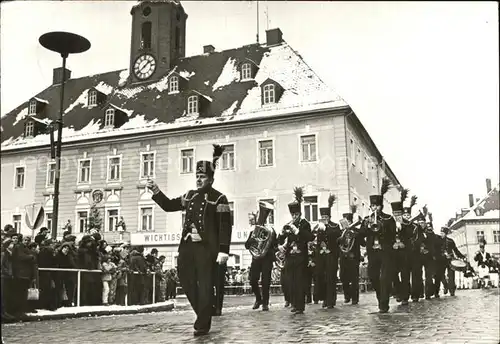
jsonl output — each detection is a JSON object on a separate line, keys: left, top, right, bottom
{"left": 33, "top": 97, "right": 49, "bottom": 104}
{"left": 1, "top": 42, "right": 348, "bottom": 152}
{"left": 450, "top": 184, "right": 500, "bottom": 227}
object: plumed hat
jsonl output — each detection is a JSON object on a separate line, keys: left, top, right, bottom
{"left": 196, "top": 144, "right": 225, "bottom": 178}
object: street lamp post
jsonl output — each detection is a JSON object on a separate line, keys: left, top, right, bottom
{"left": 39, "top": 32, "right": 91, "bottom": 240}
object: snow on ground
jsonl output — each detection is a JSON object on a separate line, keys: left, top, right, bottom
{"left": 26, "top": 300, "right": 174, "bottom": 317}
{"left": 212, "top": 57, "right": 239, "bottom": 91}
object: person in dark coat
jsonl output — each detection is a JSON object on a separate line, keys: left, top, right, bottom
{"left": 10, "top": 233, "right": 36, "bottom": 317}
{"left": 55, "top": 242, "right": 78, "bottom": 307}
{"left": 34, "top": 227, "right": 50, "bottom": 245}
{"left": 78, "top": 235, "right": 100, "bottom": 305}
{"left": 129, "top": 246, "right": 148, "bottom": 305}
{"left": 1, "top": 239, "right": 15, "bottom": 320}
{"left": 37, "top": 239, "right": 58, "bottom": 310}
{"left": 147, "top": 144, "right": 232, "bottom": 336}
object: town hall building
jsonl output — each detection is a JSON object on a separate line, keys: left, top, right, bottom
{"left": 1, "top": 0, "right": 403, "bottom": 269}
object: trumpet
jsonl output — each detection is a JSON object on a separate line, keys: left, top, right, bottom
{"left": 283, "top": 218, "right": 299, "bottom": 234}
{"left": 365, "top": 209, "right": 381, "bottom": 233}
{"left": 275, "top": 236, "right": 289, "bottom": 269}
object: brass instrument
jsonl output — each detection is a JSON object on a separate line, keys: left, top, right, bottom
{"left": 248, "top": 201, "right": 275, "bottom": 259}
{"left": 275, "top": 217, "right": 301, "bottom": 269}
{"left": 366, "top": 209, "right": 381, "bottom": 233}
{"left": 338, "top": 217, "right": 362, "bottom": 254}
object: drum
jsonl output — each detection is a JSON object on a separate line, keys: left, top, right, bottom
{"left": 478, "top": 265, "right": 490, "bottom": 279}
{"left": 450, "top": 259, "right": 467, "bottom": 272}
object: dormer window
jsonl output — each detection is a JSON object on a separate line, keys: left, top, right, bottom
{"left": 105, "top": 109, "right": 115, "bottom": 127}
{"left": 25, "top": 120, "right": 34, "bottom": 137}
{"left": 170, "top": 76, "right": 179, "bottom": 93}
{"left": 263, "top": 84, "right": 275, "bottom": 104}
{"left": 28, "top": 100, "right": 37, "bottom": 115}
{"left": 88, "top": 90, "right": 97, "bottom": 106}
{"left": 241, "top": 63, "right": 252, "bottom": 80}
{"left": 187, "top": 95, "right": 199, "bottom": 114}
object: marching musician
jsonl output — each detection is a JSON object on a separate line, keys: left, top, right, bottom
{"left": 312, "top": 195, "right": 342, "bottom": 308}
{"left": 360, "top": 178, "right": 397, "bottom": 313}
{"left": 474, "top": 239, "right": 492, "bottom": 288}
{"left": 412, "top": 208, "right": 437, "bottom": 301}
{"left": 306, "top": 241, "right": 315, "bottom": 304}
{"left": 245, "top": 204, "right": 278, "bottom": 311}
{"left": 277, "top": 187, "right": 314, "bottom": 314}
{"left": 147, "top": 144, "right": 232, "bottom": 337}
{"left": 339, "top": 205, "right": 364, "bottom": 305}
{"left": 400, "top": 198, "right": 419, "bottom": 304}
{"left": 434, "top": 226, "right": 466, "bottom": 297}
{"left": 390, "top": 200, "right": 412, "bottom": 305}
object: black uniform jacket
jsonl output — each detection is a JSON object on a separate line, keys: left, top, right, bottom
{"left": 245, "top": 226, "right": 278, "bottom": 261}
{"left": 361, "top": 211, "right": 397, "bottom": 255}
{"left": 435, "top": 236, "right": 465, "bottom": 261}
{"left": 474, "top": 250, "right": 492, "bottom": 268}
{"left": 277, "top": 218, "right": 314, "bottom": 259}
{"left": 315, "top": 222, "right": 342, "bottom": 259}
{"left": 152, "top": 187, "right": 232, "bottom": 257}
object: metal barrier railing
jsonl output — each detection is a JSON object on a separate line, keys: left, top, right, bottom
{"left": 37, "top": 268, "right": 159, "bottom": 307}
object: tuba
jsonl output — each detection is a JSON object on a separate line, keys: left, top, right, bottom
{"left": 338, "top": 217, "right": 362, "bottom": 254}
{"left": 248, "top": 201, "right": 275, "bottom": 259}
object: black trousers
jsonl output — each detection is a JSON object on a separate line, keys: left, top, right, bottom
{"left": 285, "top": 254, "right": 307, "bottom": 312}
{"left": 178, "top": 241, "right": 214, "bottom": 332}
{"left": 367, "top": 250, "right": 394, "bottom": 311}
{"left": 38, "top": 271, "right": 57, "bottom": 310}
{"left": 305, "top": 265, "right": 313, "bottom": 303}
{"left": 393, "top": 249, "right": 411, "bottom": 302}
{"left": 435, "top": 259, "right": 456, "bottom": 294}
{"left": 249, "top": 257, "right": 273, "bottom": 305}
{"left": 281, "top": 265, "right": 290, "bottom": 303}
{"left": 1, "top": 277, "right": 14, "bottom": 315}
{"left": 323, "top": 253, "right": 339, "bottom": 307}
{"left": 313, "top": 259, "right": 325, "bottom": 302}
{"left": 213, "top": 263, "right": 226, "bottom": 312}
{"left": 340, "top": 256, "right": 360, "bottom": 303}
{"left": 411, "top": 253, "right": 435, "bottom": 299}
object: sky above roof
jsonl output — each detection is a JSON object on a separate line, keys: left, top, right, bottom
{"left": 1, "top": 1, "right": 498, "bottom": 229}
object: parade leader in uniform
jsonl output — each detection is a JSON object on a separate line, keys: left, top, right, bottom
{"left": 147, "top": 144, "right": 232, "bottom": 337}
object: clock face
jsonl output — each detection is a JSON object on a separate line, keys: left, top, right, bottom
{"left": 133, "top": 54, "right": 156, "bottom": 80}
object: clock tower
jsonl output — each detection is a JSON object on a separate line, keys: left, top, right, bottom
{"left": 129, "top": 0, "right": 187, "bottom": 84}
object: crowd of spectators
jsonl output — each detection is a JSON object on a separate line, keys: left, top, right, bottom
{"left": 1, "top": 225, "right": 178, "bottom": 322}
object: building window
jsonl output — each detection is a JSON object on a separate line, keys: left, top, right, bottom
{"left": 356, "top": 147, "right": 363, "bottom": 172}
{"left": 241, "top": 63, "right": 252, "bottom": 80}
{"left": 259, "top": 199, "right": 275, "bottom": 225}
{"left": 77, "top": 211, "right": 88, "bottom": 233}
{"left": 108, "top": 156, "right": 121, "bottom": 181}
{"left": 46, "top": 213, "right": 52, "bottom": 231}
{"left": 13, "top": 215, "right": 21, "bottom": 233}
{"left": 25, "top": 121, "right": 34, "bottom": 137}
{"left": 47, "top": 162, "right": 56, "bottom": 186}
{"left": 140, "top": 207, "right": 153, "bottom": 231}
{"left": 15, "top": 167, "right": 25, "bottom": 188}
{"left": 220, "top": 144, "right": 235, "bottom": 170}
{"left": 107, "top": 209, "right": 119, "bottom": 232}
{"left": 476, "top": 230, "right": 484, "bottom": 243}
{"left": 141, "top": 21, "right": 152, "bottom": 49}
{"left": 187, "top": 95, "right": 199, "bottom": 114}
{"left": 141, "top": 152, "right": 155, "bottom": 178}
{"left": 494, "top": 230, "right": 500, "bottom": 243}
{"left": 78, "top": 159, "right": 91, "bottom": 184}
{"left": 88, "top": 90, "right": 97, "bottom": 106}
{"left": 104, "top": 109, "right": 115, "bottom": 127}
{"left": 350, "top": 138, "right": 356, "bottom": 166}
{"left": 371, "top": 163, "right": 378, "bottom": 187}
{"left": 181, "top": 149, "right": 194, "bottom": 173}
{"left": 364, "top": 155, "right": 369, "bottom": 177}
{"left": 300, "top": 135, "right": 317, "bottom": 162}
{"left": 304, "top": 196, "right": 318, "bottom": 222}
{"left": 259, "top": 140, "right": 274, "bottom": 167}
{"left": 263, "top": 84, "right": 275, "bottom": 104}
{"left": 170, "top": 76, "right": 179, "bottom": 92}
{"left": 28, "top": 100, "right": 37, "bottom": 114}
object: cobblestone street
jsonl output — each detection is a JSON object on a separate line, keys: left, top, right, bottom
{"left": 2, "top": 289, "right": 499, "bottom": 344}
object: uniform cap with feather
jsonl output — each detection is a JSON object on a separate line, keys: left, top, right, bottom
{"left": 403, "top": 195, "right": 417, "bottom": 215}
{"left": 196, "top": 144, "right": 225, "bottom": 177}
{"left": 370, "top": 177, "right": 391, "bottom": 207}
{"left": 342, "top": 204, "right": 357, "bottom": 223}
{"left": 288, "top": 186, "right": 304, "bottom": 214}
{"left": 319, "top": 194, "right": 336, "bottom": 217}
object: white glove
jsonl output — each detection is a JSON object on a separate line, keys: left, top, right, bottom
{"left": 146, "top": 179, "right": 160, "bottom": 195}
{"left": 216, "top": 252, "right": 229, "bottom": 265}
{"left": 293, "top": 225, "right": 299, "bottom": 235}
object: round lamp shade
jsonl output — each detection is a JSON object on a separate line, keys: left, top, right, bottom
{"left": 39, "top": 31, "right": 91, "bottom": 56}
